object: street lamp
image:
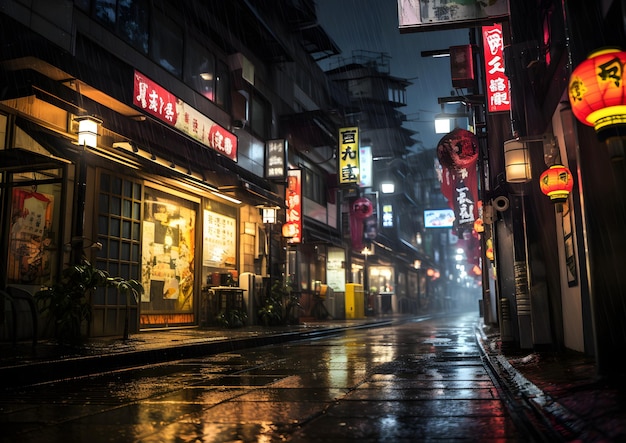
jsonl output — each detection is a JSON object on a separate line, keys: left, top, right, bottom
{"left": 362, "top": 245, "right": 373, "bottom": 315}
{"left": 258, "top": 205, "right": 279, "bottom": 283}
{"left": 434, "top": 100, "right": 471, "bottom": 134}
{"left": 380, "top": 181, "right": 395, "bottom": 194}
{"left": 73, "top": 115, "right": 101, "bottom": 264}
{"left": 414, "top": 259, "right": 421, "bottom": 313}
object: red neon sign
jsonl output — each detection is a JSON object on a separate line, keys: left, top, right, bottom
{"left": 482, "top": 24, "right": 511, "bottom": 113}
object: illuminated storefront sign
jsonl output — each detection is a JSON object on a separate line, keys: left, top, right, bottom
{"left": 338, "top": 127, "right": 360, "bottom": 185}
{"left": 265, "top": 139, "right": 287, "bottom": 180}
{"left": 359, "top": 145, "right": 373, "bottom": 188}
{"left": 482, "top": 24, "right": 511, "bottom": 113}
{"left": 398, "top": 0, "right": 508, "bottom": 31}
{"left": 284, "top": 169, "right": 302, "bottom": 243}
{"left": 133, "top": 70, "right": 238, "bottom": 161}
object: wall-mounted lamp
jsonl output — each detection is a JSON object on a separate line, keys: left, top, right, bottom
{"left": 413, "top": 259, "right": 421, "bottom": 269}
{"left": 75, "top": 116, "right": 102, "bottom": 148}
{"left": 503, "top": 139, "right": 532, "bottom": 183}
{"left": 258, "top": 205, "right": 279, "bottom": 224}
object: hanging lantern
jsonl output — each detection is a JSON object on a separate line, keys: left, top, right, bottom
{"left": 540, "top": 165, "right": 574, "bottom": 203}
{"left": 568, "top": 48, "right": 626, "bottom": 140}
{"left": 485, "top": 239, "right": 494, "bottom": 262}
{"left": 473, "top": 218, "right": 484, "bottom": 233}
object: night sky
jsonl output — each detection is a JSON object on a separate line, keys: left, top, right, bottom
{"left": 315, "top": 0, "right": 469, "bottom": 150}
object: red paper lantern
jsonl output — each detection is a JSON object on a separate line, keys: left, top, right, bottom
{"left": 568, "top": 48, "right": 626, "bottom": 139}
{"left": 540, "top": 165, "right": 574, "bottom": 203}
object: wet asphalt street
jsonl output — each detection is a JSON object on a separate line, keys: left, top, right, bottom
{"left": 0, "top": 313, "right": 536, "bottom": 442}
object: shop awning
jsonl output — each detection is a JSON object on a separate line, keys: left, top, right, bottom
{"left": 0, "top": 148, "right": 70, "bottom": 172}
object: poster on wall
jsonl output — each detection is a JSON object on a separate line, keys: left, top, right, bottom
{"left": 7, "top": 188, "right": 55, "bottom": 284}
{"left": 141, "top": 194, "right": 195, "bottom": 310}
{"left": 202, "top": 209, "right": 237, "bottom": 268}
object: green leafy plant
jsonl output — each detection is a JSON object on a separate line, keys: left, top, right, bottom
{"left": 258, "top": 280, "right": 299, "bottom": 326}
{"left": 216, "top": 308, "right": 248, "bottom": 328}
{"left": 35, "top": 261, "right": 143, "bottom": 344}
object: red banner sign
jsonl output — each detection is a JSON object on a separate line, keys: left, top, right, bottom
{"left": 482, "top": 24, "right": 510, "bottom": 113}
{"left": 284, "top": 169, "right": 302, "bottom": 243}
{"left": 133, "top": 70, "right": 238, "bottom": 161}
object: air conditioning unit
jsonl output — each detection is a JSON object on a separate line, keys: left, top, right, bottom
{"left": 228, "top": 53, "right": 255, "bottom": 86}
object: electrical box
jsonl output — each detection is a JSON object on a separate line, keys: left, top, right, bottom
{"left": 345, "top": 283, "right": 364, "bottom": 319}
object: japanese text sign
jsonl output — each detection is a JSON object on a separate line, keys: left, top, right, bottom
{"left": 133, "top": 70, "right": 238, "bottom": 161}
{"left": 338, "top": 127, "right": 360, "bottom": 185}
{"left": 284, "top": 169, "right": 302, "bottom": 243}
{"left": 482, "top": 24, "right": 511, "bottom": 113}
{"left": 265, "top": 139, "right": 287, "bottom": 180}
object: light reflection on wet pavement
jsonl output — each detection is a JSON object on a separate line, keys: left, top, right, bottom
{"left": 0, "top": 313, "right": 530, "bottom": 442}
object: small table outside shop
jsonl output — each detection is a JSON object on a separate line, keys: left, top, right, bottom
{"left": 203, "top": 286, "right": 247, "bottom": 326}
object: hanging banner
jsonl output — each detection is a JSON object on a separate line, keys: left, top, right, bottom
{"left": 350, "top": 197, "right": 373, "bottom": 250}
{"left": 436, "top": 128, "right": 479, "bottom": 233}
{"left": 338, "top": 127, "right": 360, "bottom": 185}
{"left": 482, "top": 23, "right": 511, "bottom": 113}
{"left": 284, "top": 169, "right": 302, "bottom": 243}
{"left": 359, "top": 145, "right": 373, "bottom": 188}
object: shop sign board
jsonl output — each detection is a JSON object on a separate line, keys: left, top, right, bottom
{"left": 284, "top": 169, "right": 302, "bottom": 243}
{"left": 265, "top": 139, "right": 287, "bottom": 180}
{"left": 133, "top": 70, "right": 238, "bottom": 161}
{"left": 482, "top": 24, "right": 511, "bottom": 113}
{"left": 338, "top": 127, "right": 360, "bottom": 185}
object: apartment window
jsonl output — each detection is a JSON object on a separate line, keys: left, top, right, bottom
{"left": 303, "top": 167, "right": 326, "bottom": 205}
{"left": 119, "top": 0, "right": 149, "bottom": 54}
{"left": 151, "top": 10, "right": 183, "bottom": 77}
{"left": 184, "top": 38, "right": 216, "bottom": 101}
{"left": 215, "top": 60, "right": 230, "bottom": 109}
{"left": 93, "top": 0, "right": 149, "bottom": 54}
{"left": 250, "top": 94, "right": 270, "bottom": 139}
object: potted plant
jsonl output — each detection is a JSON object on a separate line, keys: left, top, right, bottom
{"left": 258, "top": 280, "right": 299, "bottom": 326}
{"left": 35, "top": 260, "right": 143, "bottom": 344}
{"left": 107, "top": 276, "right": 144, "bottom": 340}
{"left": 215, "top": 308, "right": 248, "bottom": 328}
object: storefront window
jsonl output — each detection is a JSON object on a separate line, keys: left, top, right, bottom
{"left": 141, "top": 187, "right": 196, "bottom": 325}
{"left": 6, "top": 180, "right": 62, "bottom": 286}
{"left": 202, "top": 199, "right": 238, "bottom": 286}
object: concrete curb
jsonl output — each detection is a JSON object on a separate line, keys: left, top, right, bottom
{"left": 0, "top": 319, "right": 398, "bottom": 388}
{"left": 474, "top": 323, "right": 585, "bottom": 442}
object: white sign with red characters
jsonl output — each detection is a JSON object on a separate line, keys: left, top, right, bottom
{"left": 482, "top": 24, "right": 511, "bottom": 113}
{"left": 133, "top": 70, "right": 238, "bottom": 161}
